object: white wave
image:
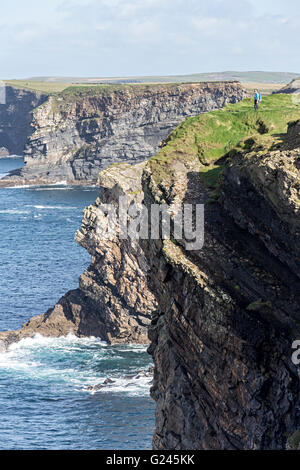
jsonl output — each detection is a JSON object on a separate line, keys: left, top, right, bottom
{"left": 86, "top": 374, "right": 152, "bottom": 397}
{"left": 0, "top": 209, "right": 30, "bottom": 214}
{"left": 0, "top": 334, "right": 106, "bottom": 384}
{"left": 6, "top": 181, "right": 69, "bottom": 190}
{"left": 6, "top": 184, "right": 33, "bottom": 189}
{"left": 32, "top": 185, "right": 97, "bottom": 191}
{"left": 32, "top": 205, "right": 77, "bottom": 210}
{"left": 0, "top": 333, "right": 152, "bottom": 396}
{"left": 30, "top": 187, "right": 70, "bottom": 191}
{"left": 124, "top": 344, "right": 148, "bottom": 350}
{"left": 7, "top": 333, "right": 106, "bottom": 351}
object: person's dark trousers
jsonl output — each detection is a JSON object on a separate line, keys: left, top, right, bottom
{"left": 254, "top": 99, "right": 259, "bottom": 110}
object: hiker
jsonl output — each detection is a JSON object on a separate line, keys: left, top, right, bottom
{"left": 254, "top": 89, "right": 262, "bottom": 110}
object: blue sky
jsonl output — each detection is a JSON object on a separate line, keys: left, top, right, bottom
{"left": 1, "top": 0, "right": 300, "bottom": 78}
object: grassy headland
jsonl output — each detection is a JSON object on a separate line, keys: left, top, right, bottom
{"left": 148, "top": 93, "right": 300, "bottom": 189}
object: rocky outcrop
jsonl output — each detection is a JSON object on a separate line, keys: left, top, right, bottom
{"left": 0, "top": 85, "right": 47, "bottom": 156}
{"left": 0, "top": 162, "right": 156, "bottom": 347}
{"left": 143, "top": 119, "right": 300, "bottom": 450}
{"left": 0, "top": 81, "right": 246, "bottom": 345}
{"left": 0, "top": 82, "right": 246, "bottom": 185}
{"left": 86, "top": 367, "right": 154, "bottom": 393}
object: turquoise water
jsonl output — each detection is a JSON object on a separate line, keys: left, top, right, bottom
{"left": 0, "top": 158, "right": 155, "bottom": 449}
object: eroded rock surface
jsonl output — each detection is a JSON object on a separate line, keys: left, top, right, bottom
{"left": 2, "top": 91, "right": 299, "bottom": 451}
{"left": 143, "top": 120, "right": 300, "bottom": 450}
{"left": 0, "top": 162, "right": 156, "bottom": 346}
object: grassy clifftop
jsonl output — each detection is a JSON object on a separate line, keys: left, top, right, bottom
{"left": 4, "top": 80, "right": 72, "bottom": 94}
{"left": 148, "top": 93, "right": 300, "bottom": 189}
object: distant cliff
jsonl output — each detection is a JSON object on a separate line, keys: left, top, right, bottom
{"left": 0, "top": 82, "right": 245, "bottom": 185}
{"left": 0, "top": 86, "right": 46, "bottom": 156}
{"left": 275, "top": 78, "right": 300, "bottom": 94}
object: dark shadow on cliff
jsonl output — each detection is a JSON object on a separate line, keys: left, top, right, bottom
{"left": 145, "top": 168, "right": 300, "bottom": 448}
{"left": 0, "top": 87, "right": 47, "bottom": 156}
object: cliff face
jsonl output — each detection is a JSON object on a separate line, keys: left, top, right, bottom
{"left": 143, "top": 117, "right": 300, "bottom": 450}
{"left": 1, "top": 91, "right": 299, "bottom": 449}
{"left": 0, "top": 162, "right": 156, "bottom": 347}
{"left": 1, "top": 82, "right": 245, "bottom": 185}
{"left": 0, "top": 86, "right": 46, "bottom": 156}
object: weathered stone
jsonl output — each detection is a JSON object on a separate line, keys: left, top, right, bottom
{"left": 142, "top": 124, "right": 300, "bottom": 450}
{"left": 103, "top": 378, "right": 115, "bottom": 385}
{"left": 0, "top": 162, "right": 156, "bottom": 346}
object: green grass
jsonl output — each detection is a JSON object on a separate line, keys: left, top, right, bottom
{"left": 148, "top": 93, "right": 300, "bottom": 186}
{"left": 4, "top": 80, "right": 72, "bottom": 94}
{"left": 59, "top": 82, "right": 180, "bottom": 99}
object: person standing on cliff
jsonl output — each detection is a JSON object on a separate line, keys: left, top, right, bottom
{"left": 254, "top": 89, "right": 262, "bottom": 110}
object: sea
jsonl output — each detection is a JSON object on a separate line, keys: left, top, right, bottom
{"left": 0, "top": 157, "right": 155, "bottom": 450}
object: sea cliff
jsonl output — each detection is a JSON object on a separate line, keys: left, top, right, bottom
{"left": 1, "top": 92, "right": 300, "bottom": 449}
{"left": 0, "top": 161, "right": 156, "bottom": 346}
{"left": 142, "top": 96, "right": 300, "bottom": 449}
{"left": 0, "top": 82, "right": 245, "bottom": 185}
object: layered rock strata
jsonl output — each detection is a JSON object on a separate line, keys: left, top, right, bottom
{"left": 2, "top": 91, "right": 300, "bottom": 451}
{"left": 0, "top": 162, "right": 156, "bottom": 346}
{"left": 0, "top": 82, "right": 246, "bottom": 185}
{"left": 143, "top": 121, "right": 300, "bottom": 450}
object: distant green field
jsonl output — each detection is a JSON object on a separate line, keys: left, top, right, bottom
{"left": 4, "top": 80, "right": 73, "bottom": 94}
{"left": 119, "top": 71, "right": 299, "bottom": 84}
{"left": 22, "top": 71, "right": 300, "bottom": 83}
{"left": 4, "top": 79, "right": 286, "bottom": 96}
{"left": 4, "top": 71, "right": 300, "bottom": 94}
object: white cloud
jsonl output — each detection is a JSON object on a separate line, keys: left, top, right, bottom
{"left": 0, "top": 0, "right": 299, "bottom": 77}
